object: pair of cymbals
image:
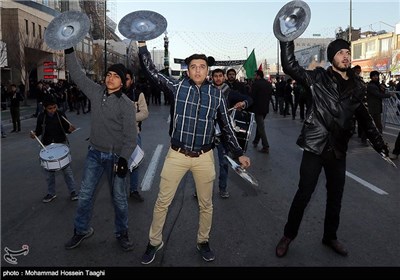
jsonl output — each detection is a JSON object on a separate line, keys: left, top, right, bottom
{"left": 45, "top": 10, "right": 167, "bottom": 50}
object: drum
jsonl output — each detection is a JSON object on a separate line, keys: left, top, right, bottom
{"left": 128, "top": 145, "right": 145, "bottom": 171}
{"left": 39, "top": 143, "right": 71, "bottom": 171}
{"left": 230, "top": 109, "right": 255, "bottom": 152}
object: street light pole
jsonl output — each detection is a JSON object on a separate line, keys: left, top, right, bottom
{"left": 152, "top": 47, "right": 156, "bottom": 69}
{"left": 276, "top": 39, "right": 280, "bottom": 76}
{"left": 244, "top": 46, "right": 248, "bottom": 58}
{"left": 104, "top": 0, "right": 107, "bottom": 75}
{"left": 349, "top": 0, "right": 352, "bottom": 42}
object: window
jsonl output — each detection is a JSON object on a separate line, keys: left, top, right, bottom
{"left": 380, "top": 38, "right": 392, "bottom": 53}
{"left": 32, "top": 22, "right": 36, "bottom": 37}
{"left": 353, "top": 44, "right": 362, "bottom": 59}
{"left": 25, "top": 19, "right": 29, "bottom": 35}
{"left": 39, "top": 25, "right": 42, "bottom": 39}
{"left": 366, "top": 41, "right": 375, "bottom": 53}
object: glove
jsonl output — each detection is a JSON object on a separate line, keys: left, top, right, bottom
{"left": 116, "top": 157, "right": 128, "bottom": 178}
{"left": 381, "top": 144, "right": 389, "bottom": 157}
{"left": 64, "top": 47, "right": 74, "bottom": 54}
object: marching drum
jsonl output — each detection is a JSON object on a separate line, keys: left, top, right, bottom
{"left": 128, "top": 145, "right": 145, "bottom": 171}
{"left": 39, "top": 143, "right": 72, "bottom": 171}
{"left": 230, "top": 109, "right": 255, "bottom": 152}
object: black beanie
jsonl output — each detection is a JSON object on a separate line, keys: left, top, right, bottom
{"left": 107, "top": 63, "right": 127, "bottom": 86}
{"left": 370, "top": 70, "right": 380, "bottom": 79}
{"left": 327, "top": 39, "right": 350, "bottom": 63}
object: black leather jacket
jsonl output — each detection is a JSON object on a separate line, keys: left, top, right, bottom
{"left": 280, "top": 41, "right": 386, "bottom": 158}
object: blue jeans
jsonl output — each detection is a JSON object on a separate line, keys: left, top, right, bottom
{"left": 45, "top": 164, "right": 76, "bottom": 196}
{"left": 74, "top": 146, "right": 129, "bottom": 237}
{"left": 216, "top": 142, "right": 228, "bottom": 191}
{"left": 129, "top": 134, "right": 141, "bottom": 192}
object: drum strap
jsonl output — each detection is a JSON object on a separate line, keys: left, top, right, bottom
{"left": 57, "top": 112, "right": 70, "bottom": 145}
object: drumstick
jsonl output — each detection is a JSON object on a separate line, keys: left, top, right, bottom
{"left": 70, "top": 127, "right": 81, "bottom": 133}
{"left": 62, "top": 115, "right": 81, "bottom": 132}
{"left": 30, "top": 130, "right": 47, "bottom": 150}
{"left": 62, "top": 116, "right": 73, "bottom": 126}
{"left": 228, "top": 107, "right": 235, "bottom": 112}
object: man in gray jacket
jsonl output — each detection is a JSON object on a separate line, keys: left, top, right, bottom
{"left": 63, "top": 48, "right": 137, "bottom": 252}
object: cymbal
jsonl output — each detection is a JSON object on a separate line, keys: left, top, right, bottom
{"left": 224, "top": 155, "right": 259, "bottom": 186}
{"left": 45, "top": 11, "right": 90, "bottom": 50}
{"left": 273, "top": 0, "right": 311, "bottom": 42}
{"left": 118, "top": 10, "right": 167, "bottom": 41}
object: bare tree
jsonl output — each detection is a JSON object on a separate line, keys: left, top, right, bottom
{"left": 76, "top": 50, "right": 94, "bottom": 78}
{"left": 7, "top": 30, "right": 45, "bottom": 105}
{"left": 0, "top": 41, "right": 7, "bottom": 67}
{"left": 53, "top": 52, "right": 65, "bottom": 80}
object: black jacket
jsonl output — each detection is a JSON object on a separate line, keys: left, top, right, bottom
{"left": 34, "top": 110, "right": 70, "bottom": 146}
{"left": 280, "top": 41, "right": 386, "bottom": 158}
{"left": 250, "top": 78, "right": 272, "bottom": 115}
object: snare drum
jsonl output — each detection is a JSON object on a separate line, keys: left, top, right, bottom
{"left": 230, "top": 109, "right": 255, "bottom": 152}
{"left": 128, "top": 145, "right": 145, "bottom": 171}
{"left": 39, "top": 143, "right": 71, "bottom": 171}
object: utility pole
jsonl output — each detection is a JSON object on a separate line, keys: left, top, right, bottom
{"left": 349, "top": 0, "right": 352, "bottom": 42}
{"left": 276, "top": 39, "right": 280, "bottom": 76}
{"left": 104, "top": 0, "right": 107, "bottom": 75}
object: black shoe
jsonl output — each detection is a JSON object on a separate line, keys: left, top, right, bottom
{"left": 117, "top": 232, "right": 134, "bottom": 252}
{"left": 141, "top": 241, "right": 164, "bottom": 265}
{"left": 42, "top": 194, "right": 57, "bottom": 203}
{"left": 10, "top": 130, "right": 16, "bottom": 133}
{"left": 65, "top": 227, "right": 94, "bottom": 249}
{"left": 70, "top": 191, "right": 78, "bottom": 201}
{"left": 322, "top": 239, "right": 348, "bottom": 256}
{"left": 219, "top": 190, "right": 230, "bottom": 198}
{"left": 197, "top": 241, "right": 215, "bottom": 262}
{"left": 252, "top": 142, "right": 258, "bottom": 148}
{"left": 259, "top": 147, "right": 269, "bottom": 154}
{"left": 276, "top": 236, "right": 292, "bottom": 257}
{"left": 130, "top": 191, "right": 144, "bottom": 202}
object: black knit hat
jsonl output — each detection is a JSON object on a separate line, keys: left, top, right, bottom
{"left": 42, "top": 95, "right": 57, "bottom": 107}
{"left": 370, "top": 70, "right": 380, "bottom": 78}
{"left": 327, "top": 39, "right": 350, "bottom": 63}
{"left": 107, "top": 63, "right": 127, "bottom": 86}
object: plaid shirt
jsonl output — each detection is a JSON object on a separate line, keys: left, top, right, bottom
{"left": 139, "top": 47, "right": 243, "bottom": 158}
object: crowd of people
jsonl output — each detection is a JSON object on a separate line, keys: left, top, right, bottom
{"left": 2, "top": 34, "right": 400, "bottom": 265}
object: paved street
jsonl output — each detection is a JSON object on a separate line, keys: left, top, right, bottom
{"left": 1, "top": 102, "right": 399, "bottom": 276}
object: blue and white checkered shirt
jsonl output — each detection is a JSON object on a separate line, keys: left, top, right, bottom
{"left": 139, "top": 47, "right": 243, "bottom": 158}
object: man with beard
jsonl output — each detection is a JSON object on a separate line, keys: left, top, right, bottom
{"left": 275, "top": 39, "right": 389, "bottom": 258}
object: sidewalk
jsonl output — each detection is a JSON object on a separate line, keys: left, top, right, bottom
{"left": 1, "top": 98, "right": 36, "bottom": 126}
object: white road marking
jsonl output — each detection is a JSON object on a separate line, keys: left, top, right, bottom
{"left": 299, "top": 148, "right": 388, "bottom": 195}
{"left": 141, "top": 144, "right": 164, "bottom": 191}
{"left": 345, "top": 171, "right": 388, "bottom": 195}
{"left": 383, "top": 131, "right": 398, "bottom": 137}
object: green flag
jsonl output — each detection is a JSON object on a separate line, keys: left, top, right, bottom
{"left": 243, "top": 49, "right": 257, "bottom": 79}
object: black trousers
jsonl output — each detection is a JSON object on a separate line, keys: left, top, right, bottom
{"left": 284, "top": 149, "right": 346, "bottom": 241}
{"left": 393, "top": 131, "right": 400, "bottom": 155}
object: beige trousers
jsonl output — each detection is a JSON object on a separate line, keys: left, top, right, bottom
{"left": 149, "top": 147, "right": 216, "bottom": 246}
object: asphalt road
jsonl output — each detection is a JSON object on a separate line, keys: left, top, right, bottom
{"left": 1, "top": 103, "right": 399, "bottom": 276}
